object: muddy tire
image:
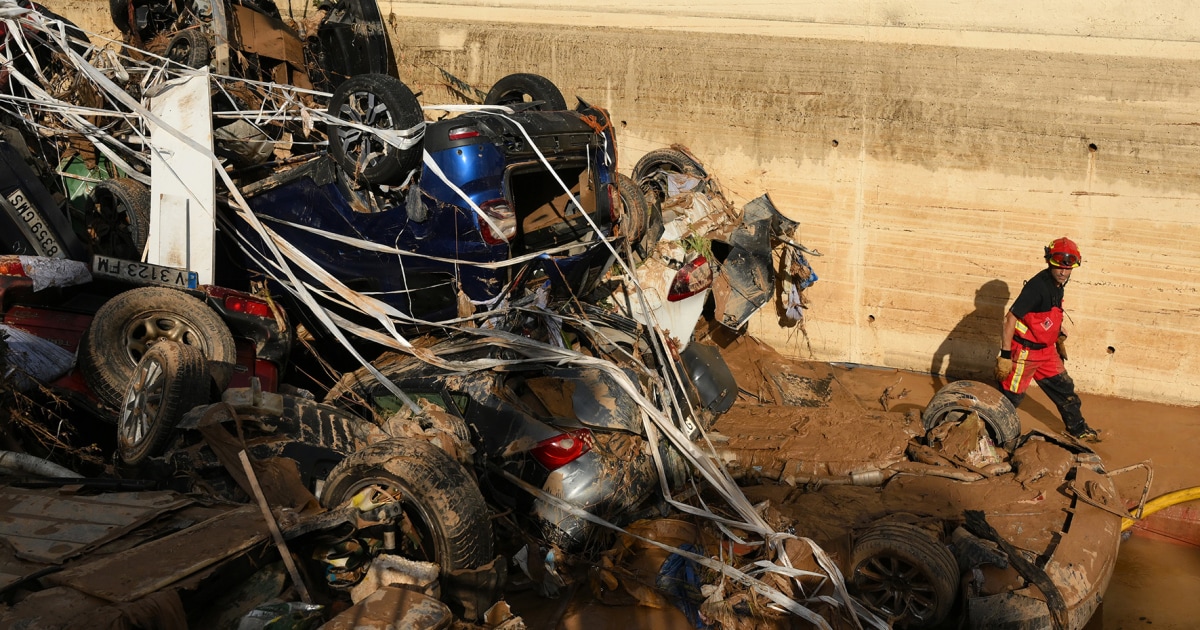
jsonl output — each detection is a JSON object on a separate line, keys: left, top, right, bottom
{"left": 86, "top": 178, "right": 150, "bottom": 261}
{"left": 923, "top": 380, "right": 1021, "bottom": 447}
{"left": 165, "top": 29, "right": 210, "bottom": 68}
{"left": 851, "top": 522, "right": 959, "bottom": 628}
{"left": 80, "top": 287, "right": 236, "bottom": 409}
{"left": 614, "top": 170, "right": 666, "bottom": 259}
{"left": 632, "top": 148, "right": 706, "bottom": 206}
{"left": 320, "top": 438, "right": 494, "bottom": 575}
{"left": 483, "top": 73, "right": 567, "bottom": 111}
{"left": 328, "top": 73, "right": 424, "bottom": 185}
{"left": 617, "top": 173, "right": 648, "bottom": 245}
{"left": 118, "top": 341, "right": 210, "bottom": 465}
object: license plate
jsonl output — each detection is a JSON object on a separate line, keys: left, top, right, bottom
{"left": 6, "top": 188, "right": 66, "bottom": 258}
{"left": 92, "top": 255, "right": 198, "bottom": 289}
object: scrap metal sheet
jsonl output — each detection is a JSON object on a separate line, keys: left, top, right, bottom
{"left": 47, "top": 505, "right": 268, "bottom": 603}
{"left": 0, "top": 487, "right": 192, "bottom": 564}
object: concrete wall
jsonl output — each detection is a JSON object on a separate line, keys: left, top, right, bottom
{"left": 368, "top": 2, "right": 1200, "bottom": 406}
{"left": 49, "top": 0, "right": 1200, "bottom": 405}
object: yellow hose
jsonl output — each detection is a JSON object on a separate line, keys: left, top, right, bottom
{"left": 1122, "top": 486, "right": 1200, "bottom": 532}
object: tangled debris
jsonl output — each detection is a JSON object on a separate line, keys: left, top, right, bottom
{"left": 0, "top": 4, "right": 1125, "bottom": 629}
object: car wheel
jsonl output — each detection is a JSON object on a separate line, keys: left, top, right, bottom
{"left": 851, "top": 522, "right": 959, "bottom": 628}
{"left": 165, "top": 29, "right": 210, "bottom": 69}
{"left": 86, "top": 177, "right": 150, "bottom": 261}
{"left": 923, "top": 380, "right": 1021, "bottom": 448}
{"left": 631, "top": 148, "right": 706, "bottom": 207}
{"left": 109, "top": 0, "right": 132, "bottom": 34}
{"left": 483, "top": 73, "right": 567, "bottom": 111}
{"left": 327, "top": 73, "right": 424, "bottom": 185}
{"left": 80, "top": 287, "right": 236, "bottom": 410}
{"left": 617, "top": 173, "right": 648, "bottom": 247}
{"left": 118, "top": 340, "right": 210, "bottom": 465}
{"left": 320, "top": 438, "right": 494, "bottom": 575}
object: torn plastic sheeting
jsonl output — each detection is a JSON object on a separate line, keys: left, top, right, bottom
{"left": 0, "top": 324, "right": 75, "bottom": 389}
{"left": 43, "top": 46, "right": 430, "bottom": 413}
{"left": 249, "top": 212, "right": 617, "bottom": 269}
{"left": 0, "top": 18, "right": 664, "bottom": 353}
{"left": 4, "top": 0, "right": 689, "bottom": 461}
{"left": 0, "top": 15, "right": 152, "bottom": 183}
{"left": 14, "top": 8, "right": 774, "bottom": 517}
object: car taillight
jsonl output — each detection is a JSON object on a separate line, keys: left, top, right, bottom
{"left": 668, "top": 255, "right": 712, "bottom": 301}
{"left": 225, "top": 295, "right": 273, "bottom": 318}
{"left": 479, "top": 199, "right": 517, "bottom": 245}
{"left": 448, "top": 126, "right": 480, "bottom": 141}
{"left": 0, "top": 257, "right": 26, "bottom": 276}
{"left": 530, "top": 428, "right": 592, "bottom": 470}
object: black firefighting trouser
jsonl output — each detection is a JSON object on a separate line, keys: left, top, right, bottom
{"left": 1000, "top": 371, "right": 1088, "bottom": 435}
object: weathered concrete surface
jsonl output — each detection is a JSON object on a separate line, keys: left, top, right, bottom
{"left": 48, "top": 1, "right": 1200, "bottom": 405}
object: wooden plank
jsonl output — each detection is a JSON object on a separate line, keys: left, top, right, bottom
{"left": 48, "top": 505, "right": 269, "bottom": 603}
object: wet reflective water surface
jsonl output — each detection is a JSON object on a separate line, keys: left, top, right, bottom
{"left": 1086, "top": 535, "right": 1200, "bottom": 629}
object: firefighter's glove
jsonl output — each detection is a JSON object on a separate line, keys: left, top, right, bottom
{"left": 1056, "top": 332, "right": 1068, "bottom": 362}
{"left": 995, "top": 350, "right": 1013, "bottom": 382}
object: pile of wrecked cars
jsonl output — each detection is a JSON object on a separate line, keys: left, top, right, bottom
{"left": 0, "top": 2, "right": 1127, "bottom": 629}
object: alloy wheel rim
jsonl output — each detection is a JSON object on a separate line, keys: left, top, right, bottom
{"left": 338, "top": 90, "right": 395, "bottom": 174}
{"left": 854, "top": 554, "right": 938, "bottom": 623}
{"left": 122, "top": 314, "right": 202, "bottom": 364}
{"left": 119, "top": 356, "right": 165, "bottom": 448}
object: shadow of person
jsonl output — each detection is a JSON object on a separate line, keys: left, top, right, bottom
{"left": 930, "top": 279, "right": 1010, "bottom": 391}
{"left": 929, "top": 279, "right": 1061, "bottom": 427}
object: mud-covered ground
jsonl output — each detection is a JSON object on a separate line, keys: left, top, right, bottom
{"left": 507, "top": 332, "right": 1199, "bottom": 629}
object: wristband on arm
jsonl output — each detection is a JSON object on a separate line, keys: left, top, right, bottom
{"left": 999, "top": 350, "right": 1011, "bottom": 359}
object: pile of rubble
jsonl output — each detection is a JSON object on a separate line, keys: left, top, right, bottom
{"left": 0, "top": 2, "right": 1127, "bottom": 629}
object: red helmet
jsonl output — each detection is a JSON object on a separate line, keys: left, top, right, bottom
{"left": 1044, "top": 237, "right": 1081, "bottom": 268}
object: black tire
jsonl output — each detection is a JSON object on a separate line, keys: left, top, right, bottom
{"left": 86, "top": 177, "right": 150, "bottom": 261}
{"left": 483, "top": 73, "right": 567, "bottom": 111}
{"left": 328, "top": 73, "right": 424, "bottom": 185}
{"left": 118, "top": 340, "right": 210, "bottom": 465}
{"left": 616, "top": 173, "right": 648, "bottom": 246}
{"left": 320, "top": 438, "right": 494, "bottom": 575}
{"left": 80, "top": 287, "right": 236, "bottom": 409}
{"left": 923, "top": 380, "right": 1021, "bottom": 447}
{"left": 631, "top": 148, "right": 706, "bottom": 207}
{"left": 165, "top": 29, "right": 210, "bottom": 68}
{"left": 851, "top": 522, "right": 959, "bottom": 628}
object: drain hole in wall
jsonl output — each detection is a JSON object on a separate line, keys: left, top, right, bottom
{"left": 1088, "top": 143, "right": 1098, "bottom": 152}
{"left": 831, "top": 139, "right": 839, "bottom": 147}
{"left": 867, "top": 315, "right": 875, "bottom": 323}
{"left": 1107, "top": 346, "right": 1115, "bottom": 354}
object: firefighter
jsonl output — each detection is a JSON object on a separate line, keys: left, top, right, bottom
{"left": 995, "top": 237, "right": 1100, "bottom": 442}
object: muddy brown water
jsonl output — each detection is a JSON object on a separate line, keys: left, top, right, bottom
{"left": 1086, "top": 535, "right": 1200, "bottom": 629}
